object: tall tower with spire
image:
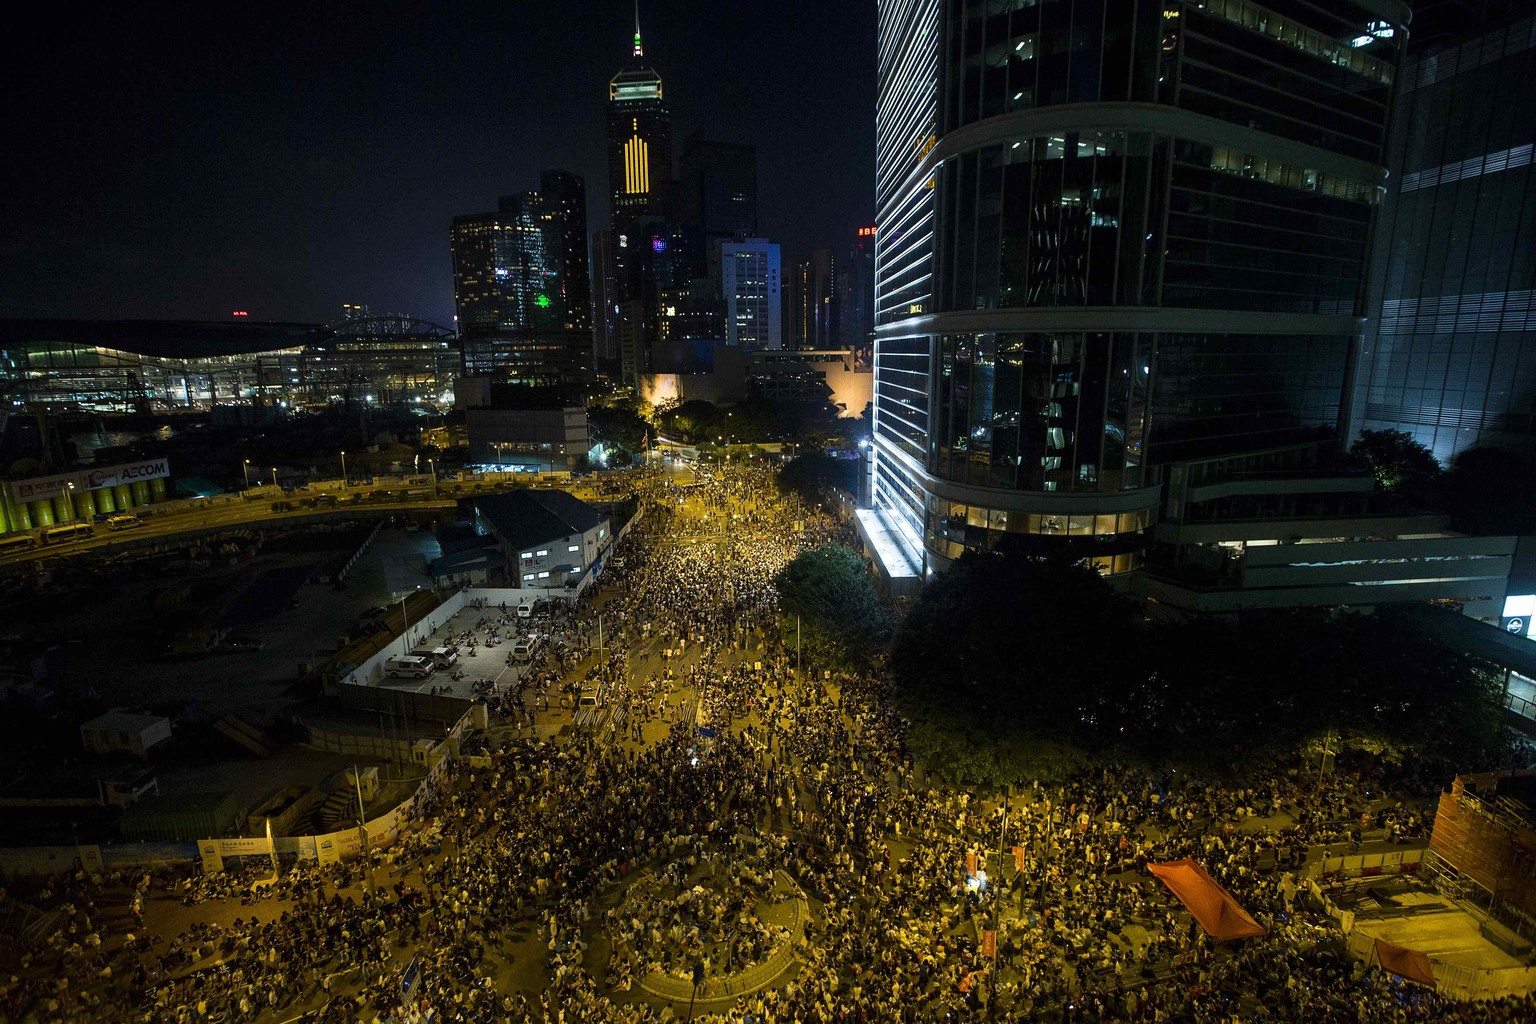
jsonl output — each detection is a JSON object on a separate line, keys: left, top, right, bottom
{"left": 606, "top": 3, "right": 672, "bottom": 235}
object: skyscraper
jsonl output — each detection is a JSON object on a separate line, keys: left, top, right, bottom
{"left": 679, "top": 132, "right": 758, "bottom": 252}
{"left": 867, "top": 0, "right": 1405, "bottom": 582}
{"left": 841, "top": 227, "right": 877, "bottom": 357}
{"left": 539, "top": 170, "right": 592, "bottom": 336}
{"left": 607, "top": 9, "right": 672, "bottom": 235}
{"left": 590, "top": 228, "right": 621, "bottom": 377}
{"left": 1351, "top": 12, "right": 1536, "bottom": 464}
{"left": 451, "top": 172, "right": 593, "bottom": 383}
{"left": 720, "top": 239, "right": 782, "bottom": 351}
{"left": 788, "top": 249, "right": 838, "bottom": 350}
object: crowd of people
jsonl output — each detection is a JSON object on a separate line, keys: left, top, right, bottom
{"left": 2, "top": 457, "right": 1534, "bottom": 1024}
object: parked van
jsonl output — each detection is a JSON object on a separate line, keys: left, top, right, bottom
{"left": 385, "top": 655, "right": 434, "bottom": 679}
{"left": 510, "top": 638, "right": 537, "bottom": 662}
{"left": 411, "top": 646, "right": 458, "bottom": 669}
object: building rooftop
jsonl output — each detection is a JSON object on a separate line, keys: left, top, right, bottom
{"left": 81, "top": 710, "right": 170, "bottom": 734}
{"left": 474, "top": 489, "right": 607, "bottom": 554}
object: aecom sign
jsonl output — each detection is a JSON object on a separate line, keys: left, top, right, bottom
{"left": 9, "top": 459, "right": 171, "bottom": 503}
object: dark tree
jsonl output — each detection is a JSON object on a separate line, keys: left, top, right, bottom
{"left": 1438, "top": 446, "right": 1536, "bottom": 535}
{"left": 587, "top": 402, "right": 650, "bottom": 461}
{"left": 889, "top": 553, "right": 1139, "bottom": 735}
{"left": 775, "top": 545, "right": 891, "bottom": 668}
{"left": 776, "top": 451, "right": 858, "bottom": 504}
{"left": 1347, "top": 429, "right": 1440, "bottom": 492}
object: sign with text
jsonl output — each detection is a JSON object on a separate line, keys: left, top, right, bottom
{"left": 10, "top": 459, "right": 171, "bottom": 503}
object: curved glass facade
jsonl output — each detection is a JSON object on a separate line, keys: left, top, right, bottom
{"left": 871, "top": 0, "right": 1404, "bottom": 576}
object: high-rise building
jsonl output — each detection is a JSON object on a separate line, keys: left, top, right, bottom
{"left": 789, "top": 249, "right": 838, "bottom": 350}
{"left": 539, "top": 170, "right": 592, "bottom": 335}
{"left": 451, "top": 172, "right": 592, "bottom": 383}
{"left": 867, "top": 0, "right": 1406, "bottom": 586}
{"left": 1351, "top": 12, "right": 1536, "bottom": 464}
{"left": 720, "top": 239, "right": 782, "bottom": 351}
{"left": 841, "top": 227, "right": 877, "bottom": 357}
{"left": 607, "top": 10, "right": 672, "bottom": 235}
{"left": 679, "top": 132, "right": 758, "bottom": 253}
{"left": 590, "top": 229, "right": 621, "bottom": 377}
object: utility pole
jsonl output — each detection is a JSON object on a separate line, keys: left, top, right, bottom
{"left": 353, "top": 763, "right": 370, "bottom": 893}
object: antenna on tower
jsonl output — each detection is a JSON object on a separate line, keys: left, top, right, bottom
{"left": 633, "top": 0, "right": 644, "bottom": 57}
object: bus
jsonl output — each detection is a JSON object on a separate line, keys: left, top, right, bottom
{"left": 41, "top": 522, "right": 94, "bottom": 544}
{"left": 0, "top": 534, "right": 38, "bottom": 554}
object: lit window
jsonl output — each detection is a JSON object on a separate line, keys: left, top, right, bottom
{"left": 520, "top": 551, "right": 532, "bottom": 559}
{"left": 522, "top": 573, "right": 535, "bottom": 581}
{"left": 568, "top": 544, "right": 580, "bottom": 552}
{"left": 537, "top": 571, "right": 550, "bottom": 579}
{"left": 536, "top": 549, "right": 548, "bottom": 556}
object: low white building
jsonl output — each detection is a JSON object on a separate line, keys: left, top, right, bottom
{"left": 470, "top": 489, "right": 611, "bottom": 590}
{"left": 81, "top": 710, "right": 172, "bottom": 758}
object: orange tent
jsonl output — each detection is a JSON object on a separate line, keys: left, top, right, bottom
{"left": 1147, "top": 858, "right": 1267, "bottom": 940}
{"left": 1371, "top": 938, "right": 1437, "bottom": 988}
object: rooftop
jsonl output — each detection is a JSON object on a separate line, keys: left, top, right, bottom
{"left": 474, "top": 489, "right": 607, "bottom": 554}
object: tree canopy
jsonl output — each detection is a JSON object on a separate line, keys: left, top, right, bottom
{"left": 774, "top": 544, "right": 891, "bottom": 669}
{"left": 1347, "top": 429, "right": 1440, "bottom": 492}
{"left": 887, "top": 550, "right": 1508, "bottom": 784}
{"left": 890, "top": 554, "right": 1138, "bottom": 733}
{"left": 1438, "top": 446, "right": 1536, "bottom": 535}
{"left": 776, "top": 451, "right": 859, "bottom": 504}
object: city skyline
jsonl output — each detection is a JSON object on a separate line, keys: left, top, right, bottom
{"left": 0, "top": 1, "right": 877, "bottom": 326}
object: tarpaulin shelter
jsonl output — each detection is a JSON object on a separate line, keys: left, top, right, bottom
{"left": 1371, "top": 938, "right": 1437, "bottom": 988}
{"left": 1147, "top": 858, "right": 1267, "bottom": 940}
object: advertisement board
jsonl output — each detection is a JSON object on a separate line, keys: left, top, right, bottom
{"left": 9, "top": 459, "right": 172, "bottom": 502}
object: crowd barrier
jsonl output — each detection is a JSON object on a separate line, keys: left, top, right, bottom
{"left": 1305, "top": 847, "right": 1424, "bottom": 881}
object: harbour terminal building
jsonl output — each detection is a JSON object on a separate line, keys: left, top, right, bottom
{"left": 0, "top": 316, "right": 458, "bottom": 414}
{"left": 859, "top": 1, "right": 1523, "bottom": 616}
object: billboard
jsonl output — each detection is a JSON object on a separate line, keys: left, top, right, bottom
{"left": 10, "top": 459, "right": 171, "bottom": 503}
{"left": 1502, "top": 594, "right": 1534, "bottom": 638}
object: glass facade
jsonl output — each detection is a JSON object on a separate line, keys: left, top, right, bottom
{"left": 872, "top": 0, "right": 1403, "bottom": 575}
{"left": 1354, "top": 16, "right": 1536, "bottom": 463}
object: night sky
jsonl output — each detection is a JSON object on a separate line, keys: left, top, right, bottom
{"left": 1, "top": 1, "right": 877, "bottom": 326}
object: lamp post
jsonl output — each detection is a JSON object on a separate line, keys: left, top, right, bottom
{"left": 242, "top": 459, "right": 251, "bottom": 491}
{"left": 66, "top": 481, "right": 76, "bottom": 521}
{"left": 271, "top": 467, "right": 278, "bottom": 487}
{"left": 340, "top": 450, "right": 348, "bottom": 486}
{"left": 428, "top": 458, "right": 437, "bottom": 488}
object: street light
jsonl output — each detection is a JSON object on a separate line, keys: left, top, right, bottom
{"left": 66, "top": 481, "right": 76, "bottom": 521}
{"left": 271, "top": 467, "right": 278, "bottom": 487}
{"left": 242, "top": 459, "right": 251, "bottom": 491}
{"left": 340, "top": 450, "right": 348, "bottom": 486}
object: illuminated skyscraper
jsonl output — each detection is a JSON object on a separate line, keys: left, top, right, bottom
{"left": 451, "top": 172, "right": 593, "bottom": 383}
{"left": 867, "top": 0, "right": 1406, "bottom": 589}
{"left": 1352, "top": 11, "right": 1536, "bottom": 463}
{"left": 607, "top": 8, "right": 672, "bottom": 235}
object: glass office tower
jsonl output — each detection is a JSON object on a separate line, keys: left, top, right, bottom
{"left": 870, "top": 0, "right": 1407, "bottom": 577}
{"left": 1352, "top": 14, "right": 1536, "bottom": 464}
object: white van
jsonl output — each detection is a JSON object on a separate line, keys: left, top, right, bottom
{"left": 510, "top": 638, "right": 537, "bottom": 662}
{"left": 385, "top": 655, "right": 434, "bottom": 679}
{"left": 411, "top": 646, "right": 458, "bottom": 669}
{"left": 106, "top": 514, "right": 144, "bottom": 531}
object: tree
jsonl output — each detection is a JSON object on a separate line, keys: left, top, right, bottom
{"left": 587, "top": 403, "right": 650, "bottom": 461}
{"left": 1438, "top": 446, "right": 1536, "bottom": 535}
{"left": 889, "top": 553, "right": 1140, "bottom": 736}
{"left": 1347, "top": 429, "right": 1440, "bottom": 492}
{"left": 775, "top": 545, "right": 891, "bottom": 668}
{"left": 776, "top": 451, "right": 857, "bottom": 504}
